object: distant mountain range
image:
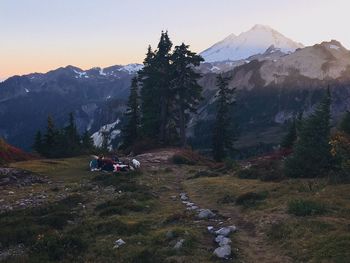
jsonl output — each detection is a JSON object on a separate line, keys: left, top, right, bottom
{"left": 1, "top": 25, "right": 350, "bottom": 153}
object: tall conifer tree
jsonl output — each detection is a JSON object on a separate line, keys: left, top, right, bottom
{"left": 285, "top": 88, "right": 333, "bottom": 177}
{"left": 281, "top": 118, "right": 297, "bottom": 148}
{"left": 212, "top": 75, "right": 236, "bottom": 162}
{"left": 155, "top": 31, "right": 173, "bottom": 143}
{"left": 33, "top": 131, "right": 43, "bottom": 154}
{"left": 122, "top": 77, "right": 140, "bottom": 147}
{"left": 171, "top": 43, "right": 204, "bottom": 146}
{"left": 339, "top": 111, "right": 350, "bottom": 135}
{"left": 139, "top": 45, "right": 159, "bottom": 137}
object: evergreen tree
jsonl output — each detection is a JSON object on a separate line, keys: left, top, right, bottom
{"left": 81, "top": 130, "right": 94, "bottom": 152}
{"left": 33, "top": 131, "right": 43, "bottom": 154}
{"left": 285, "top": 88, "right": 333, "bottom": 178}
{"left": 139, "top": 45, "right": 159, "bottom": 138}
{"left": 154, "top": 31, "right": 173, "bottom": 143}
{"left": 64, "top": 112, "right": 81, "bottom": 155}
{"left": 212, "top": 75, "right": 236, "bottom": 162}
{"left": 43, "top": 115, "right": 58, "bottom": 156}
{"left": 101, "top": 131, "right": 110, "bottom": 153}
{"left": 339, "top": 111, "right": 350, "bottom": 135}
{"left": 122, "top": 77, "right": 141, "bottom": 148}
{"left": 171, "top": 43, "right": 204, "bottom": 146}
{"left": 281, "top": 119, "right": 297, "bottom": 148}
{"left": 139, "top": 32, "right": 174, "bottom": 143}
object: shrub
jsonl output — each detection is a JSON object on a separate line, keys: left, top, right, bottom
{"left": 217, "top": 194, "right": 235, "bottom": 204}
{"left": 224, "top": 158, "right": 239, "bottom": 170}
{"left": 287, "top": 199, "right": 327, "bottom": 216}
{"left": 237, "top": 168, "right": 259, "bottom": 179}
{"left": 237, "top": 159, "right": 284, "bottom": 181}
{"left": 95, "top": 195, "right": 153, "bottom": 217}
{"left": 236, "top": 191, "right": 268, "bottom": 207}
{"left": 187, "top": 170, "right": 220, "bottom": 180}
{"left": 172, "top": 154, "right": 196, "bottom": 165}
{"left": 0, "top": 196, "right": 82, "bottom": 248}
{"left": 171, "top": 149, "right": 212, "bottom": 166}
{"left": 31, "top": 232, "right": 87, "bottom": 261}
{"left": 92, "top": 172, "right": 149, "bottom": 194}
{"left": 36, "top": 212, "right": 74, "bottom": 229}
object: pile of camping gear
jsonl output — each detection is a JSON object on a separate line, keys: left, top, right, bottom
{"left": 89, "top": 155, "right": 140, "bottom": 173}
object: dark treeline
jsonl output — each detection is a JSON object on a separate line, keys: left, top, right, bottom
{"left": 33, "top": 113, "right": 95, "bottom": 158}
{"left": 121, "top": 31, "right": 237, "bottom": 161}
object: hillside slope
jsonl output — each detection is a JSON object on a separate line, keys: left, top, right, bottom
{"left": 0, "top": 138, "right": 32, "bottom": 164}
{"left": 1, "top": 150, "right": 349, "bottom": 262}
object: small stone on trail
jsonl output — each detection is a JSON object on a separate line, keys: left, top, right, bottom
{"left": 187, "top": 205, "right": 199, "bottom": 210}
{"left": 213, "top": 245, "right": 231, "bottom": 259}
{"left": 197, "top": 209, "right": 216, "bottom": 219}
{"left": 207, "top": 226, "right": 215, "bottom": 233}
{"left": 215, "top": 226, "right": 237, "bottom": 237}
{"left": 114, "top": 239, "right": 126, "bottom": 248}
{"left": 215, "top": 235, "right": 232, "bottom": 246}
{"left": 179, "top": 193, "right": 188, "bottom": 201}
{"left": 173, "top": 239, "right": 185, "bottom": 250}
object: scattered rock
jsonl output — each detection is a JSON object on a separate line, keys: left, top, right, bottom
{"left": 0, "top": 244, "right": 25, "bottom": 261}
{"left": 187, "top": 205, "right": 199, "bottom": 210}
{"left": 197, "top": 209, "right": 216, "bottom": 219}
{"left": 173, "top": 239, "right": 185, "bottom": 250}
{"left": 0, "top": 168, "right": 46, "bottom": 187}
{"left": 215, "top": 226, "right": 237, "bottom": 237}
{"left": 215, "top": 235, "right": 232, "bottom": 246}
{"left": 114, "top": 239, "right": 126, "bottom": 248}
{"left": 207, "top": 226, "right": 215, "bottom": 233}
{"left": 179, "top": 193, "right": 188, "bottom": 201}
{"left": 104, "top": 186, "right": 115, "bottom": 193}
{"left": 213, "top": 245, "right": 231, "bottom": 259}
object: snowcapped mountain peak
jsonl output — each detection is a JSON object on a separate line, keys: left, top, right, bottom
{"left": 251, "top": 24, "right": 273, "bottom": 31}
{"left": 200, "top": 25, "right": 304, "bottom": 62}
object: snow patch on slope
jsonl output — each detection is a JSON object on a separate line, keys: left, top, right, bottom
{"left": 118, "top": 64, "right": 143, "bottom": 74}
{"left": 91, "top": 119, "right": 121, "bottom": 150}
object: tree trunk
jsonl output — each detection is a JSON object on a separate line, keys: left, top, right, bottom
{"left": 159, "top": 96, "right": 167, "bottom": 144}
{"left": 179, "top": 101, "right": 186, "bottom": 147}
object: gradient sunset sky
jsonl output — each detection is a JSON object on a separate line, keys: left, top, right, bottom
{"left": 1, "top": 0, "right": 349, "bottom": 80}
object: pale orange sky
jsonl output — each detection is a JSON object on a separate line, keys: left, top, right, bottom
{"left": 1, "top": 0, "right": 350, "bottom": 80}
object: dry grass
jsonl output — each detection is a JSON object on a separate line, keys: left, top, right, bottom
{"left": 3, "top": 154, "right": 350, "bottom": 262}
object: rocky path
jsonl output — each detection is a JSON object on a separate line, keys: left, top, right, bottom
{"left": 140, "top": 151, "right": 292, "bottom": 262}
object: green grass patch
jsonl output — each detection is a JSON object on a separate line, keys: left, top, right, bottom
{"left": 95, "top": 193, "right": 154, "bottom": 217}
{"left": 287, "top": 199, "right": 327, "bottom": 216}
{"left": 313, "top": 235, "right": 350, "bottom": 263}
{"left": 0, "top": 194, "right": 83, "bottom": 248}
{"left": 30, "top": 232, "right": 87, "bottom": 262}
{"left": 235, "top": 191, "right": 268, "bottom": 208}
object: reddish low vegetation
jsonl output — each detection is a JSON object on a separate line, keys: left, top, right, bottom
{"left": 0, "top": 138, "right": 33, "bottom": 164}
{"left": 171, "top": 148, "right": 214, "bottom": 166}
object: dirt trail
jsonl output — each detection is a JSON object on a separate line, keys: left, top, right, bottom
{"left": 137, "top": 149, "right": 292, "bottom": 263}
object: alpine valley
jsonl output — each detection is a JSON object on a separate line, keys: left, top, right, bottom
{"left": 1, "top": 25, "right": 350, "bottom": 153}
